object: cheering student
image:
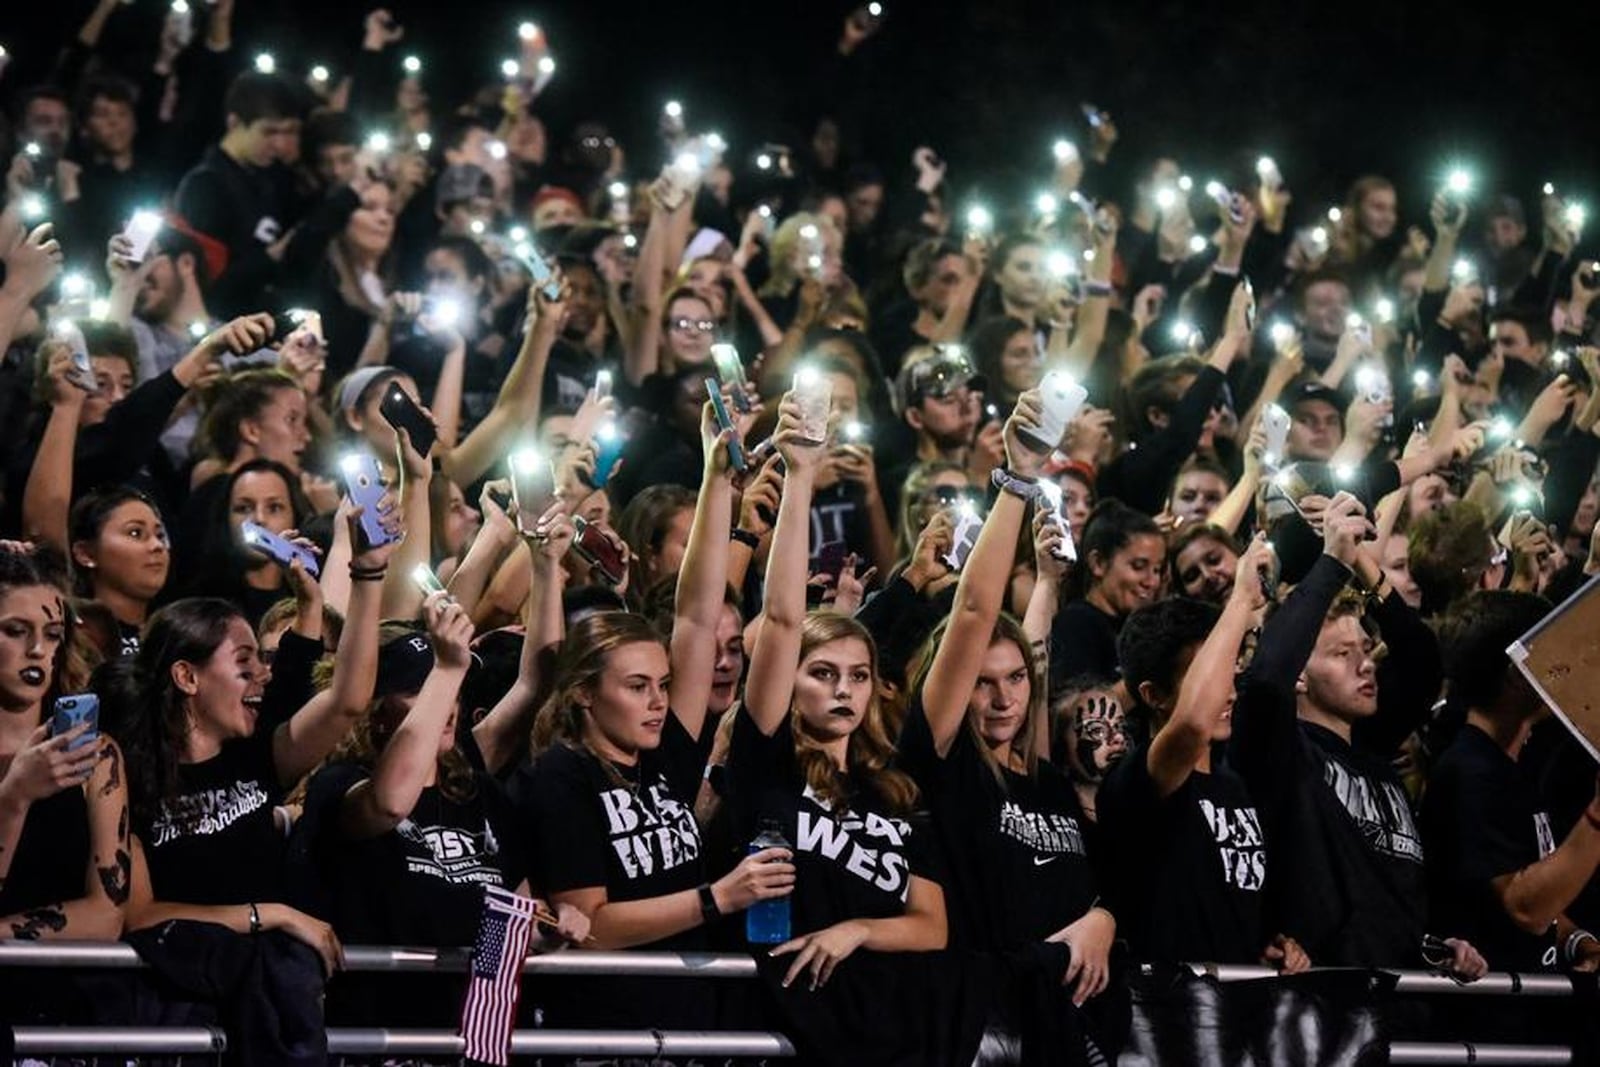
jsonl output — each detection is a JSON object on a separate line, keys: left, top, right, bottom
{"left": 733, "top": 391, "right": 993, "bottom": 1066}
{"left": 1048, "top": 499, "right": 1165, "bottom": 689}
{"left": 117, "top": 500, "right": 400, "bottom": 1043}
{"left": 1168, "top": 524, "right": 1242, "bottom": 605}
{"left": 0, "top": 545, "right": 130, "bottom": 1023}
{"left": 1097, "top": 541, "right": 1310, "bottom": 971}
{"left": 183, "top": 459, "right": 315, "bottom": 630}
{"left": 1422, "top": 591, "right": 1600, "bottom": 973}
{"left": 1229, "top": 492, "right": 1488, "bottom": 978}
{"left": 898, "top": 387, "right": 1127, "bottom": 1059}
{"left": 512, "top": 401, "right": 790, "bottom": 1031}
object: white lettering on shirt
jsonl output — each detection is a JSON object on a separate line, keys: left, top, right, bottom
{"left": 1198, "top": 798, "right": 1267, "bottom": 891}
{"left": 1321, "top": 760, "right": 1424, "bottom": 864}
{"left": 253, "top": 216, "right": 282, "bottom": 245}
{"left": 998, "top": 801, "right": 1086, "bottom": 856}
{"left": 151, "top": 780, "right": 270, "bottom": 846}
{"left": 1535, "top": 812, "right": 1556, "bottom": 859}
{"left": 794, "top": 784, "right": 912, "bottom": 900}
{"left": 599, "top": 782, "right": 701, "bottom": 881}
{"left": 394, "top": 817, "right": 502, "bottom": 885}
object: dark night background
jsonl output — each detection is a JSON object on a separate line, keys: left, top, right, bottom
{"left": 3, "top": 0, "right": 1596, "bottom": 222}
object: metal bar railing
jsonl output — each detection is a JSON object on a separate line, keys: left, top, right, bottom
{"left": 11, "top": 1026, "right": 225, "bottom": 1055}
{"left": 1388, "top": 1043, "right": 1572, "bottom": 1065}
{"left": 0, "top": 942, "right": 1583, "bottom": 995}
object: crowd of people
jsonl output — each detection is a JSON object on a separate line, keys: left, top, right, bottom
{"left": 2, "top": 1, "right": 1600, "bottom": 1064}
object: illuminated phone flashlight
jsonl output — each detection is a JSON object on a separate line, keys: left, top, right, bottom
{"left": 254, "top": 52, "right": 276, "bottom": 74}
{"left": 664, "top": 100, "right": 683, "bottom": 120}
{"left": 411, "top": 562, "right": 447, "bottom": 596}
{"left": 89, "top": 298, "right": 110, "bottom": 320}
{"left": 1171, "top": 320, "right": 1195, "bottom": 345}
{"left": 1544, "top": 182, "right": 1556, "bottom": 197}
{"left": 537, "top": 56, "right": 555, "bottom": 76}
{"left": 623, "top": 233, "right": 638, "bottom": 249}
{"left": 757, "top": 204, "right": 773, "bottom": 220}
{"left": 868, "top": 1, "right": 884, "bottom": 15}
{"left": 1354, "top": 365, "right": 1382, "bottom": 395}
{"left": 704, "top": 132, "right": 727, "bottom": 155}
{"left": 1269, "top": 321, "right": 1295, "bottom": 350}
{"left": 468, "top": 219, "right": 486, "bottom": 237}
{"left": 1187, "top": 234, "right": 1208, "bottom": 254}
{"left": 18, "top": 192, "right": 44, "bottom": 221}
{"left": 414, "top": 131, "right": 433, "bottom": 152}
{"left": 23, "top": 142, "right": 41, "bottom": 159}
{"left": 601, "top": 181, "right": 625, "bottom": 204}
{"left": 1310, "top": 225, "right": 1328, "bottom": 246}
{"left": 1154, "top": 186, "right": 1177, "bottom": 211}
{"left": 518, "top": 20, "right": 540, "bottom": 40}
{"left": 505, "top": 225, "right": 528, "bottom": 244}
{"left": 365, "top": 131, "right": 391, "bottom": 154}
{"left": 673, "top": 149, "right": 701, "bottom": 175}
{"left": 172, "top": 0, "right": 190, "bottom": 13}
{"left": 1510, "top": 484, "right": 1534, "bottom": 508}
{"left": 965, "top": 205, "right": 994, "bottom": 235}
{"left": 842, "top": 420, "right": 867, "bottom": 443}
{"left": 1334, "top": 463, "right": 1356, "bottom": 484}
{"left": 1327, "top": 206, "right": 1343, "bottom": 223}
{"left": 1445, "top": 168, "right": 1472, "bottom": 196}
{"left": 1490, "top": 416, "right": 1514, "bottom": 440}
{"left": 1256, "top": 156, "right": 1281, "bottom": 182}
{"left": 1566, "top": 203, "right": 1586, "bottom": 230}
{"left": 402, "top": 55, "right": 422, "bottom": 75}
{"left": 188, "top": 321, "right": 207, "bottom": 340}
{"left": 429, "top": 297, "right": 463, "bottom": 328}
{"left": 487, "top": 139, "right": 508, "bottom": 161}
{"left": 1552, "top": 349, "right": 1571, "bottom": 369}
{"left": 60, "top": 272, "right": 90, "bottom": 299}
{"left": 310, "top": 64, "right": 330, "bottom": 84}
{"left": 799, "top": 223, "right": 820, "bottom": 243}
{"left": 1452, "top": 258, "right": 1475, "bottom": 282}
{"left": 1204, "top": 179, "right": 1227, "bottom": 202}
{"left": 756, "top": 152, "right": 773, "bottom": 171}
{"left": 1035, "top": 192, "right": 1059, "bottom": 217}
{"left": 1412, "top": 369, "right": 1433, "bottom": 390}
{"left": 1346, "top": 311, "right": 1366, "bottom": 331}
{"left": 499, "top": 58, "right": 520, "bottom": 79}
{"left": 1081, "top": 248, "right": 1095, "bottom": 263}
{"left": 1046, "top": 250, "right": 1076, "bottom": 279}
{"left": 1052, "top": 139, "right": 1077, "bottom": 164}
{"left": 1176, "top": 174, "right": 1193, "bottom": 193}
{"left": 509, "top": 445, "right": 544, "bottom": 477}
{"left": 1375, "top": 297, "right": 1396, "bottom": 323}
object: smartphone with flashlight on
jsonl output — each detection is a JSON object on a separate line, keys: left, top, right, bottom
{"left": 586, "top": 420, "right": 626, "bottom": 490}
{"left": 570, "top": 515, "right": 628, "bottom": 586}
{"left": 705, "top": 379, "right": 747, "bottom": 472}
{"left": 240, "top": 520, "right": 321, "bottom": 577}
{"left": 339, "top": 453, "right": 399, "bottom": 550}
{"left": 508, "top": 446, "right": 557, "bottom": 535}
{"left": 410, "top": 562, "right": 449, "bottom": 597}
{"left": 711, "top": 344, "right": 754, "bottom": 413}
{"left": 379, "top": 382, "right": 438, "bottom": 458}
{"left": 941, "top": 501, "right": 984, "bottom": 571}
{"left": 52, "top": 322, "right": 99, "bottom": 394}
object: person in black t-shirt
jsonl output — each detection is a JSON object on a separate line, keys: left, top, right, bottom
{"left": 0, "top": 545, "right": 129, "bottom": 949}
{"left": 1423, "top": 590, "right": 1600, "bottom": 973}
{"left": 1098, "top": 544, "right": 1309, "bottom": 970}
{"left": 1230, "top": 491, "right": 1489, "bottom": 978}
{"left": 1048, "top": 500, "right": 1165, "bottom": 691}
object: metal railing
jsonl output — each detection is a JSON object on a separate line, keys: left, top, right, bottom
{"left": 3, "top": 942, "right": 1581, "bottom": 1064}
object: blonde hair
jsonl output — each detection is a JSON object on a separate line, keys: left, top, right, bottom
{"left": 531, "top": 611, "right": 668, "bottom": 756}
{"left": 909, "top": 613, "right": 1047, "bottom": 786}
{"left": 790, "top": 613, "right": 919, "bottom": 815}
{"left": 759, "top": 212, "right": 840, "bottom": 299}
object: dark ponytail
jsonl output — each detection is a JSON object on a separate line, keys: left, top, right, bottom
{"left": 1065, "top": 499, "right": 1163, "bottom": 601}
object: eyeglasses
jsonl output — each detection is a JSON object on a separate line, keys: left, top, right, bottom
{"left": 670, "top": 317, "right": 717, "bottom": 334}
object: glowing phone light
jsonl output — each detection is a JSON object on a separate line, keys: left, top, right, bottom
{"left": 402, "top": 55, "right": 422, "bottom": 74}
{"left": 310, "top": 64, "right": 330, "bottom": 83}
{"left": 254, "top": 52, "right": 275, "bottom": 73}
{"left": 1035, "top": 192, "right": 1059, "bottom": 216}
{"left": 500, "top": 58, "right": 520, "bottom": 79}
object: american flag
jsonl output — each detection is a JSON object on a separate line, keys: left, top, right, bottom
{"left": 459, "top": 886, "right": 536, "bottom": 1065}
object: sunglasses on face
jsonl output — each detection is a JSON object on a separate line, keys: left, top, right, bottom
{"left": 670, "top": 317, "right": 717, "bottom": 334}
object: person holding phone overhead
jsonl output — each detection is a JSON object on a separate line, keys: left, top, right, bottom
{"left": 0, "top": 544, "right": 130, "bottom": 1025}
{"left": 899, "top": 388, "right": 1122, "bottom": 1063}
{"left": 511, "top": 398, "right": 784, "bottom": 1031}
{"left": 730, "top": 390, "right": 988, "bottom": 1066}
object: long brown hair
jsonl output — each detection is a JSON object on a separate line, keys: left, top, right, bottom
{"left": 531, "top": 612, "right": 667, "bottom": 757}
{"left": 909, "top": 612, "right": 1047, "bottom": 788}
{"left": 791, "top": 614, "right": 919, "bottom": 816}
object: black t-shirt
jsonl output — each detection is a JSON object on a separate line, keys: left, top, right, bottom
{"left": 513, "top": 711, "right": 712, "bottom": 952}
{"left": 897, "top": 697, "right": 1095, "bottom": 949}
{"left": 1422, "top": 724, "right": 1560, "bottom": 972}
{"left": 809, "top": 482, "right": 876, "bottom": 573}
{"left": 304, "top": 761, "right": 526, "bottom": 948}
{"left": 726, "top": 709, "right": 941, "bottom": 937}
{"left": 0, "top": 782, "right": 88, "bottom": 918}
{"left": 140, "top": 729, "right": 286, "bottom": 905}
{"left": 1048, "top": 599, "right": 1123, "bottom": 692}
{"left": 1096, "top": 745, "right": 1266, "bottom": 964}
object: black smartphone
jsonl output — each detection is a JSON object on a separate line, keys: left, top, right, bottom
{"left": 378, "top": 382, "right": 437, "bottom": 458}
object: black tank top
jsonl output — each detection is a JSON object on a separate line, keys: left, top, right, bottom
{"left": 0, "top": 784, "right": 91, "bottom": 915}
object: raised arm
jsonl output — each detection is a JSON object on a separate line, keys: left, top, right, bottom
{"left": 340, "top": 594, "right": 474, "bottom": 838}
{"left": 472, "top": 505, "right": 571, "bottom": 777}
{"left": 1210, "top": 417, "right": 1267, "bottom": 537}
{"left": 1060, "top": 215, "right": 1119, "bottom": 379}
{"left": 919, "top": 391, "right": 1046, "bottom": 757}
{"left": 1146, "top": 536, "right": 1272, "bottom": 797}
{"left": 379, "top": 427, "right": 433, "bottom": 620}
{"left": 271, "top": 500, "right": 399, "bottom": 785}
{"left": 442, "top": 480, "right": 519, "bottom": 619}
{"left": 440, "top": 281, "right": 563, "bottom": 487}
{"left": 623, "top": 184, "right": 686, "bottom": 385}
{"left": 669, "top": 398, "right": 742, "bottom": 741}
{"left": 22, "top": 345, "right": 86, "bottom": 552}
{"left": 744, "top": 396, "right": 818, "bottom": 736}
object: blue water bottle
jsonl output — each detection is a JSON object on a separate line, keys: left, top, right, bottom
{"left": 745, "top": 819, "right": 792, "bottom": 945}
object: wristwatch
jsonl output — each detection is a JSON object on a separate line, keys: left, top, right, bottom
{"left": 991, "top": 467, "right": 1043, "bottom": 503}
{"left": 697, "top": 884, "right": 722, "bottom": 926}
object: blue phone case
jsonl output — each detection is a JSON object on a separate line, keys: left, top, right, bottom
{"left": 341, "top": 454, "right": 398, "bottom": 549}
{"left": 704, "top": 379, "right": 747, "bottom": 472}
{"left": 51, "top": 694, "right": 100, "bottom": 751}
{"left": 520, "top": 246, "right": 564, "bottom": 301}
{"left": 592, "top": 431, "right": 625, "bottom": 490}
{"left": 240, "top": 520, "right": 320, "bottom": 577}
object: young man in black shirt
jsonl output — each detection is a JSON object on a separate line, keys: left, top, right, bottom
{"left": 1230, "top": 491, "right": 1487, "bottom": 978}
{"left": 1098, "top": 541, "right": 1309, "bottom": 971}
{"left": 1422, "top": 590, "right": 1600, "bottom": 973}
{"left": 867, "top": 238, "right": 978, "bottom": 380}
{"left": 172, "top": 71, "right": 304, "bottom": 317}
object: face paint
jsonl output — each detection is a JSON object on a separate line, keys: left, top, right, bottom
{"left": 1070, "top": 692, "right": 1128, "bottom": 782}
